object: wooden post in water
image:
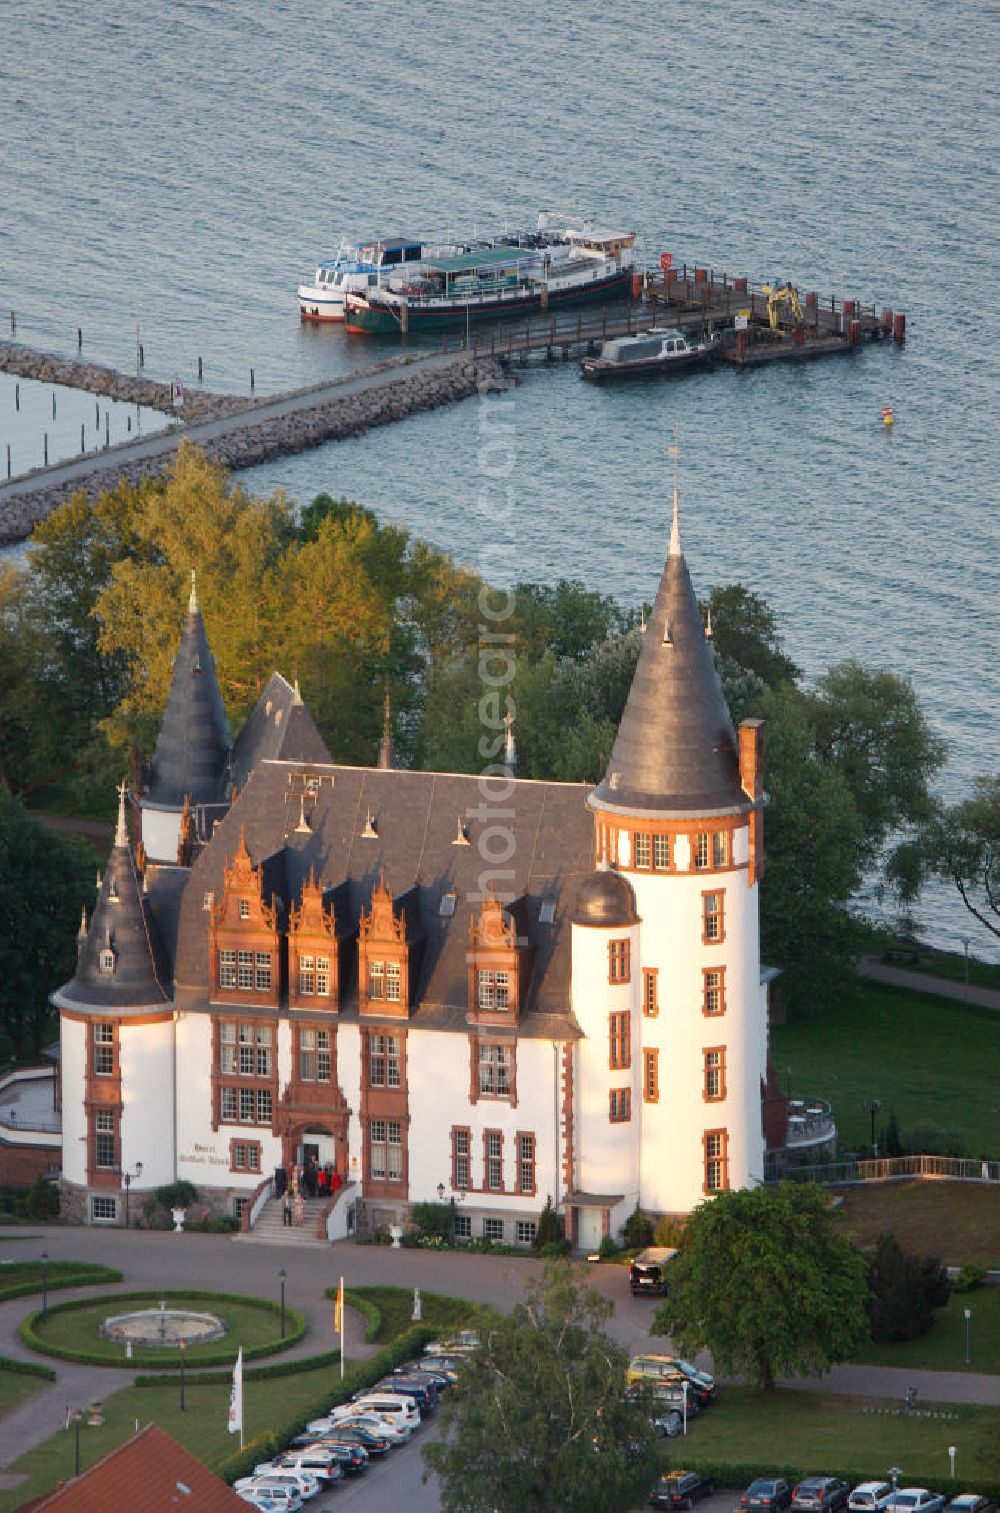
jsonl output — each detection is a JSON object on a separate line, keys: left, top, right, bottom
{"left": 81, "top": 424, "right": 85, "bottom": 453}
{"left": 43, "top": 433, "right": 48, "bottom": 466}
{"left": 52, "top": 392, "right": 56, "bottom": 419}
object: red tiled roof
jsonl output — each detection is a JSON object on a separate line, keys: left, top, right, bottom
{"left": 21, "top": 1423, "right": 248, "bottom": 1511}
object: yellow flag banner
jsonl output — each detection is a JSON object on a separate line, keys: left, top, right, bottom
{"left": 334, "top": 1276, "right": 344, "bottom": 1334}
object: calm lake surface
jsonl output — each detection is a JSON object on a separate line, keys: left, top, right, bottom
{"left": 1, "top": 0, "right": 997, "bottom": 954}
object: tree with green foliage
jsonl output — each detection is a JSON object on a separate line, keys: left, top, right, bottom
{"left": 650, "top": 1183, "right": 870, "bottom": 1390}
{"left": 704, "top": 582, "right": 801, "bottom": 690}
{"left": 866, "top": 1232, "right": 951, "bottom": 1342}
{"left": 423, "top": 1261, "right": 659, "bottom": 1513}
{"left": 891, "top": 773, "right": 1000, "bottom": 944}
{"left": 0, "top": 792, "right": 95, "bottom": 1056}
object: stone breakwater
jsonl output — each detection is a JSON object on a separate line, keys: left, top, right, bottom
{"left": 0, "top": 355, "right": 510, "bottom": 545}
{"left": 0, "top": 341, "right": 248, "bottom": 421}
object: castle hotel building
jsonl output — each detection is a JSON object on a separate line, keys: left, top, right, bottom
{"left": 54, "top": 508, "right": 775, "bottom": 1247}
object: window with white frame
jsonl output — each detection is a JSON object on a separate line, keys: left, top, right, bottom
{"left": 93, "top": 1023, "right": 114, "bottom": 1076}
{"left": 369, "top": 1119, "right": 402, "bottom": 1182}
{"left": 453, "top": 1212, "right": 472, "bottom": 1240}
{"left": 315, "top": 955, "right": 331, "bottom": 996}
{"left": 233, "top": 1196, "right": 250, "bottom": 1221}
{"left": 483, "top": 1217, "right": 504, "bottom": 1242}
{"left": 517, "top": 1133, "right": 535, "bottom": 1194}
{"left": 219, "top": 949, "right": 236, "bottom": 988}
{"left": 231, "top": 1141, "right": 261, "bottom": 1172}
{"left": 237, "top": 949, "right": 253, "bottom": 990}
{"left": 239, "top": 898, "right": 251, "bottom": 919}
{"left": 477, "top": 970, "right": 510, "bottom": 1011}
{"left": 299, "top": 1027, "right": 331, "bottom": 1082}
{"left": 254, "top": 952, "right": 271, "bottom": 992}
{"left": 478, "top": 1042, "right": 511, "bottom": 1096}
{"left": 516, "top": 1220, "right": 537, "bottom": 1245}
{"left": 633, "top": 832, "right": 651, "bottom": 868}
{"left": 694, "top": 833, "right": 710, "bottom": 868}
{"left": 712, "top": 830, "right": 728, "bottom": 867}
{"left": 653, "top": 834, "right": 671, "bottom": 870}
{"left": 94, "top": 1108, "right": 116, "bottom": 1169}
{"left": 369, "top": 1033, "right": 401, "bottom": 1088}
{"left": 485, "top": 1130, "right": 503, "bottom": 1191}
{"left": 221, "top": 1086, "right": 272, "bottom": 1126}
{"left": 452, "top": 1127, "right": 470, "bottom": 1191}
{"left": 91, "top": 1195, "right": 118, "bottom": 1222}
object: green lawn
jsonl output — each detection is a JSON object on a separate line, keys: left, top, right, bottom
{"left": 0, "top": 1369, "right": 47, "bottom": 1425}
{"left": 0, "top": 1359, "right": 358, "bottom": 1513}
{"left": 851, "top": 1286, "right": 1000, "bottom": 1374}
{"left": 346, "top": 1284, "right": 478, "bottom": 1343}
{"left": 835, "top": 1182, "right": 1000, "bottom": 1268}
{"left": 892, "top": 946, "right": 1000, "bottom": 993}
{"left": 672, "top": 1385, "right": 998, "bottom": 1485}
{"left": 772, "top": 984, "right": 1000, "bottom": 1155}
{"left": 28, "top": 1293, "right": 297, "bottom": 1368}
{"left": 0, "top": 1260, "right": 119, "bottom": 1299}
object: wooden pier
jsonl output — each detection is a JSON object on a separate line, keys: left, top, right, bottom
{"left": 457, "top": 263, "right": 905, "bottom": 364}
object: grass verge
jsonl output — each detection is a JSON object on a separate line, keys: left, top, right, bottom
{"left": 771, "top": 984, "right": 1000, "bottom": 1156}
{"left": 338, "top": 1284, "right": 479, "bottom": 1343}
{"left": 0, "top": 1367, "right": 50, "bottom": 1429}
{"left": 834, "top": 1181, "right": 1000, "bottom": 1269}
{"left": 666, "top": 1385, "right": 999, "bottom": 1488}
{"left": 0, "top": 1260, "right": 121, "bottom": 1303}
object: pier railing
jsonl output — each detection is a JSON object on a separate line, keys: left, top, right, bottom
{"left": 776, "top": 1153, "right": 1000, "bottom": 1187}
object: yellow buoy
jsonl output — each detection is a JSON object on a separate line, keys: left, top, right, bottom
{"left": 881, "top": 405, "right": 894, "bottom": 428}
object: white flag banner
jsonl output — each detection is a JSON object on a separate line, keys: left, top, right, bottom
{"left": 227, "top": 1346, "right": 244, "bottom": 1440}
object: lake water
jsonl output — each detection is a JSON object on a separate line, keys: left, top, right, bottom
{"left": 1, "top": 0, "right": 996, "bottom": 955}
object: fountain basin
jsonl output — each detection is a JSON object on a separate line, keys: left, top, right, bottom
{"left": 99, "top": 1303, "right": 225, "bottom": 1348}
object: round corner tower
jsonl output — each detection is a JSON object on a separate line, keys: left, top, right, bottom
{"left": 570, "top": 498, "right": 768, "bottom": 1220}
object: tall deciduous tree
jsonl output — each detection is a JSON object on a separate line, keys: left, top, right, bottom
{"left": 423, "top": 1262, "right": 659, "bottom": 1513}
{"left": 891, "top": 773, "right": 1000, "bottom": 943}
{"left": 651, "top": 1183, "right": 870, "bottom": 1390}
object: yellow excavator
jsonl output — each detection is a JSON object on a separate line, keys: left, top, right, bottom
{"left": 761, "top": 281, "right": 804, "bottom": 330}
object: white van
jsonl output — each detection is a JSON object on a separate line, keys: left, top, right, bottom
{"left": 349, "top": 1392, "right": 421, "bottom": 1431}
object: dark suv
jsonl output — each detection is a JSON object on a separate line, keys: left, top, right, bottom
{"left": 793, "top": 1481, "right": 850, "bottom": 1513}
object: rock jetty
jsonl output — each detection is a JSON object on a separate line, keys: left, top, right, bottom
{"left": 0, "top": 352, "right": 510, "bottom": 545}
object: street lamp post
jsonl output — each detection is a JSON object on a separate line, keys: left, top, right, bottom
{"left": 964, "top": 1307, "right": 972, "bottom": 1367}
{"left": 70, "top": 1407, "right": 82, "bottom": 1476}
{"left": 121, "top": 1160, "right": 143, "bottom": 1229}
{"left": 178, "top": 1338, "right": 186, "bottom": 1411}
{"left": 279, "top": 1269, "right": 287, "bottom": 1339}
{"left": 870, "top": 1098, "right": 881, "bottom": 1157}
{"left": 681, "top": 1380, "right": 689, "bottom": 1437}
{"left": 41, "top": 1251, "right": 49, "bottom": 1321}
{"left": 962, "top": 939, "right": 971, "bottom": 1004}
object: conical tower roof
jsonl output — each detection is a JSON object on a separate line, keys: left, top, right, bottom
{"left": 146, "top": 572, "right": 231, "bottom": 807}
{"left": 53, "top": 786, "right": 171, "bottom": 1013}
{"left": 590, "top": 499, "right": 747, "bottom": 818}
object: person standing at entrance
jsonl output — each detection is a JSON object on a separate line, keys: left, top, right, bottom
{"left": 282, "top": 1190, "right": 292, "bottom": 1227}
{"left": 294, "top": 1187, "right": 305, "bottom": 1227}
{"left": 317, "top": 1166, "right": 327, "bottom": 1198}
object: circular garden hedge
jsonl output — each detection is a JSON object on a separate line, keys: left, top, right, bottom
{"left": 20, "top": 1288, "right": 306, "bottom": 1369}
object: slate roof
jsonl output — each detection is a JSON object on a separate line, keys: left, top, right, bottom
{"left": 53, "top": 793, "right": 171, "bottom": 1014}
{"left": 590, "top": 511, "right": 748, "bottom": 819}
{"left": 230, "top": 671, "right": 332, "bottom": 792}
{"left": 172, "top": 760, "right": 596, "bottom": 1038}
{"left": 19, "top": 1423, "right": 248, "bottom": 1511}
{"left": 145, "top": 582, "right": 232, "bottom": 809}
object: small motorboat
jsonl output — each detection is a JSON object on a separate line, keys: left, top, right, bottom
{"left": 581, "top": 327, "right": 720, "bottom": 381}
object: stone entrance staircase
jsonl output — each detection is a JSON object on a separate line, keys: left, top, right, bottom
{"left": 233, "top": 1194, "right": 330, "bottom": 1248}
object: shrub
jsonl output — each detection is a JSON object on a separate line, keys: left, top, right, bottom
{"left": 653, "top": 1215, "right": 688, "bottom": 1249}
{"left": 621, "top": 1205, "right": 654, "bottom": 1250}
{"left": 410, "top": 1201, "right": 453, "bottom": 1242}
{"left": 533, "top": 1195, "right": 563, "bottom": 1251}
{"left": 952, "top": 1263, "right": 987, "bottom": 1293}
{"left": 866, "top": 1232, "right": 951, "bottom": 1342}
{"left": 25, "top": 1176, "right": 59, "bottom": 1221}
{"left": 539, "top": 1239, "right": 570, "bottom": 1258}
{"left": 598, "top": 1233, "right": 619, "bottom": 1260}
{"left": 880, "top": 1110, "right": 906, "bottom": 1157}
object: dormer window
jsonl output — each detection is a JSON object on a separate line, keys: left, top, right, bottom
{"left": 477, "top": 970, "right": 510, "bottom": 1011}
{"left": 288, "top": 868, "right": 339, "bottom": 1012}
{"left": 209, "top": 830, "right": 280, "bottom": 1008}
{"left": 369, "top": 960, "right": 401, "bottom": 1003}
{"left": 358, "top": 874, "right": 414, "bottom": 1019}
{"left": 98, "top": 947, "right": 115, "bottom": 975}
{"left": 239, "top": 898, "right": 250, "bottom": 919}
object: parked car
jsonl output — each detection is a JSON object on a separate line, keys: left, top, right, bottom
{"left": 371, "top": 1374, "right": 437, "bottom": 1411}
{"left": 423, "top": 1329, "right": 480, "bottom": 1354}
{"left": 652, "top": 1409, "right": 684, "bottom": 1439}
{"left": 887, "top": 1493, "right": 947, "bottom": 1513}
{"left": 793, "top": 1480, "right": 850, "bottom": 1513}
{"left": 348, "top": 1392, "right": 422, "bottom": 1431}
{"left": 630, "top": 1246, "right": 680, "bottom": 1295}
{"left": 413, "top": 1355, "right": 465, "bottom": 1381}
{"left": 945, "top": 1498, "right": 997, "bottom": 1513}
{"left": 651, "top": 1469, "right": 717, "bottom": 1508}
{"left": 262, "top": 1453, "right": 345, "bottom": 1485}
{"left": 323, "top": 1408, "right": 411, "bottom": 1443}
{"left": 736, "top": 1480, "right": 794, "bottom": 1513}
{"left": 304, "top": 1441, "right": 369, "bottom": 1475}
{"left": 234, "top": 1483, "right": 303, "bottom": 1511}
{"left": 236, "top": 1472, "right": 321, "bottom": 1503}
{"left": 850, "top": 1486, "right": 895, "bottom": 1513}
{"left": 628, "top": 1354, "right": 716, "bottom": 1404}
{"left": 312, "top": 1425, "right": 389, "bottom": 1456}
{"left": 393, "top": 1364, "right": 454, "bottom": 1389}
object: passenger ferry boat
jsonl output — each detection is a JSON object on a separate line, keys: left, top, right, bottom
{"left": 581, "top": 327, "right": 721, "bottom": 381}
{"left": 343, "top": 227, "right": 636, "bottom": 335}
{"left": 298, "top": 237, "right": 429, "bottom": 322}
